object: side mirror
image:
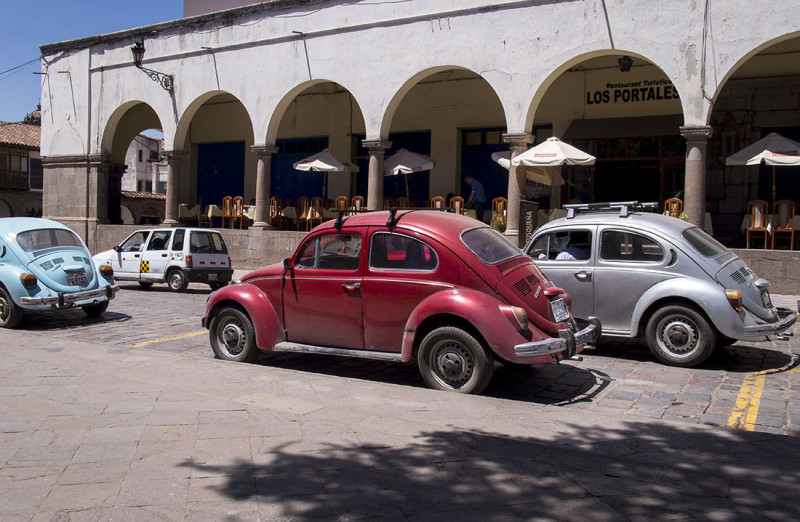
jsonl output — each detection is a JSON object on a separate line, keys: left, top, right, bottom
{"left": 113, "top": 245, "right": 121, "bottom": 253}
{"left": 282, "top": 257, "right": 291, "bottom": 271}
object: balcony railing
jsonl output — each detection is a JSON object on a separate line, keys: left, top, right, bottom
{"left": 0, "top": 170, "right": 30, "bottom": 190}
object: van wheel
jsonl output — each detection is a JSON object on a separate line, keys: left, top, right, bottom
{"left": 138, "top": 281, "right": 154, "bottom": 289}
{"left": 167, "top": 269, "right": 188, "bottom": 292}
{"left": 646, "top": 305, "right": 715, "bottom": 367}
{"left": 0, "top": 287, "right": 23, "bottom": 329}
{"left": 209, "top": 282, "right": 224, "bottom": 291}
{"left": 209, "top": 308, "right": 259, "bottom": 363}
{"left": 418, "top": 326, "right": 493, "bottom": 394}
{"left": 81, "top": 301, "right": 109, "bottom": 317}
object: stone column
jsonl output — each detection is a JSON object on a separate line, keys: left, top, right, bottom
{"left": 162, "top": 150, "right": 185, "bottom": 227}
{"left": 680, "top": 125, "right": 713, "bottom": 228}
{"left": 502, "top": 132, "right": 533, "bottom": 246}
{"left": 250, "top": 145, "right": 279, "bottom": 230}
{"left": 363, "top": 139, "right": 392, "bottom": 211}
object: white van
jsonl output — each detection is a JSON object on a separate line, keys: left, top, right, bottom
{"left": 93, "top": 228, "right": 233, "bottom": 292}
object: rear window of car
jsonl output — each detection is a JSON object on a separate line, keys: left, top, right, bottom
{"left": 682, "top": 227, "right": 727, "bottom": 258}
{"left": 461, "top": 227, "right": 520, "bottom": 265}
{"left": 16, "top": 228, "right": 83, "bottom": 252}
{"left": 190, "top": 231, "right": 228, "bottom": 254}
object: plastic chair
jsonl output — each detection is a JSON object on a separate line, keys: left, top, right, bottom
{"left": 772, "top": 199, "right": 795, "bottom": 250}
{"left": 430, "top": 196, "right": 445, "bottom": 209}
{"left": 221, "top": 196, "right": 233, "bottom": 229}
{"left": 492, "top": 197, "right": 508, "bottom": 224}
{"left": 746, "top": 199, "right": 769, "bottom": 249}
{"left": 232, "top": 196, "right": 244, "bottom": 229}
{"left": 664, "top": 197, "right": 683, "bottom": 218}
{"left": 450, "top": 196, "right": 465, "bottom": 215}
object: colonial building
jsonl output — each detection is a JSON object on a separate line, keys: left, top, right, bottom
{"left": 38, "top": 0, "right": 800, "bottom": 252}
{"left": 0, "top": 106, "right": 42, "bottom": 218}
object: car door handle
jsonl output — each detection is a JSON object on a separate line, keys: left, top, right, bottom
{"left": 161, "top": 253, "right": 168, "bottom": 257}
{"left": 342, "top": 282, "right": 361, "bottom": 292}
{"left": 134, "top": 254, "right": 140, "bottom": 258}
{"left": 574, "top": 271, "right": 592, "bottom": 282}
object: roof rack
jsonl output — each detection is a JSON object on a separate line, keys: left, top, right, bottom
{"left": 564, "top": 201, "right": 659, "bottom": 219}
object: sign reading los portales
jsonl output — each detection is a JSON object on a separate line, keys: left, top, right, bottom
{"left": 582, "top": 67, "right": 683, "bottom": 119}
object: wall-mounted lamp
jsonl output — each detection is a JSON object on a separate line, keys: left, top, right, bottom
{"left": 617, "top": 55, "right": 633, "bottom": 73}
{"left": 130, "top": 40, "right": 173, "bottom": 92}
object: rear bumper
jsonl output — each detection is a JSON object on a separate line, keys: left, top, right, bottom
{"left": 740, "top": 307, "right": 798, "bottom": 338}
{"left": 20, "top": 284, "right": 119, "bottom": 306}
{"left": 184, "top": 267, "right": 233, "bottom": 284}
{"left": 514, "top": 317, "right": 601, "bottom": 359}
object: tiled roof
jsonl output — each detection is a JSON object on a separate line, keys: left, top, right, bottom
{"left": 121, "top": 190, "right": 166, "bottom": 200}
{"left": 0, "top": 121, "right": 40, "bottom": 149}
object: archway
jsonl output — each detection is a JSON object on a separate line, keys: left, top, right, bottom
{"left": 529, "top": 52, "right": 685, "bottom": 209}
{"left": 707, "top": 34, "right": 800, "bottom": 246}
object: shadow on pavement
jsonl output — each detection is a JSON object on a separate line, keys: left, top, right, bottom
{"left": 117, "top": 283, "right": 211, "bottom": 295}
{"left": 181, "top": 422, "right": 800, "bottom": 520}
{"left": 19, "top": 309, "right": 131, "bottom": 330}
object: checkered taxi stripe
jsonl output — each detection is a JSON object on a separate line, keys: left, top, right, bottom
{"left": 140, "top": 260, "right": 149, "bottom": 273}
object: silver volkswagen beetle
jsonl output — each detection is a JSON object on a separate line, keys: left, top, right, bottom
{"left": 524, "top": 202, "right": 797, "bottom": 367}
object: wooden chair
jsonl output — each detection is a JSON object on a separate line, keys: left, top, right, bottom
{"left": 231, "top": 196, "right": 244, "bottom": 229}
{"left": 269, "top": 196, "right": 284, "bottom": 229}
{"left": 492, "top": 197, "right": 508, "bottom": 224}
{"left": 430, "top": 196, "right": 445, "bottom": 209}
{"left": 323, "top": 198, "right": 334, "bottom": 209}
{"left": 422, "top": 199, "right": 430, "bottom": 208}
{"left": 664, "top": 197, "right": 683, "bottom": 218}
{"left": 396, "top": 196, "right": 410, "bottom": 208}
{"left": 746, "top": 199, "right": 769, "bottom": 249}
{"left": 772, "top": 199, "right": 796, "bottom": 250}
{"left": 197, "top": 199, "right": 211, "bottom": 227}
{"left": 221, "top": 196, "right": 233, "bottom": 228}
{"left": 384, "top": 196, "right": 395, "bottom": 209}
{"left": 335, "top": 196, "right": 349, "bottom": 211}
{"left": 296, "top": 197, "right": 310, "bottom": 231}
{"left": 307, "top": 196, "right": 324, "bottom": 230}
{"left": 450, "top": 196, "right": 465, "bottom": 215}
{"left": 350, "top": 195, "right": 364, "bottom": 215}
{"left": 410, "top": 199, "right": 419, "bottom": 207}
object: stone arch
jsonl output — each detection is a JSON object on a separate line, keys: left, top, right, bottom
{"left": 101, "top": 101, "right": 164, "bottom": 163}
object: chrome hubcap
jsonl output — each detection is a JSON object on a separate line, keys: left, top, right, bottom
{"left": 220, "top": 320, "right": 245, "bottom": 355}
{"left": 433, "top": 342, "right": 473, "bottom": 387}
{"left": 659, "top": 317, "right": 698, "bottom": 354}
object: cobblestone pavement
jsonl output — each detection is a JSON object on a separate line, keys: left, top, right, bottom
{"left": 0, "top": 283, "right": 798, "bottom": 520}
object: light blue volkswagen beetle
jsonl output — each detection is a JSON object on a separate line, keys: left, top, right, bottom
{"left": 0, "top": 217, "right": 119, "bottom": 328}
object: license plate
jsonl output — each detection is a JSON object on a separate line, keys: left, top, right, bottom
{"left": 762, "top": 290, "right": 773, "bottom": 309}
{"left": 208, "top": 273, "right": 218, "bottom": 281}
{"left": 66, "top": 272, "right": 88, "bottom": 286}
{"left": 550, "top": 297, "right": 570, "bottom": 322}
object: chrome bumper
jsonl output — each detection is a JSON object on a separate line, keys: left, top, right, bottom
{"left": 20, "top": 284, "right": 120, "bottom": 306}
{"left": 740, "top": 307, "right": 798, "bottom": 337}
{"left": 514, "top": 317, "right": 601, "bottom": 359}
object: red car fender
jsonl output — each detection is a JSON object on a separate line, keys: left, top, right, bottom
{"left": 203, "top": 283, "right": 284, "bottom": 351}
{"left": 401, "top": 288, "right": 550, "bottom": 364}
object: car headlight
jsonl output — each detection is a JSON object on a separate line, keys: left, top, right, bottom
{"left": 20, "top": 273, "right": 38, "bottom": 290}
{"left": 99, "top": 264, "right": 114, "bottom": 279}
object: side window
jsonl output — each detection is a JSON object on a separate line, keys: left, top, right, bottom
{"left": 600, "top": 230, "right": 664, "bottom": 262}
{"left": 369, "top": 232, "right": 438, "bottom": 271}
{"left": 120, "top": 231, "right": 149, "bottom": 252}
{"left": 529, "top": 230, "right": 592, "bottom": 261}
{"left": 190, "top": 231, "right": 228, "bottom": 253}
{"left": 147, "top": 231, "right": 172, "bottom": 251}
{"left": 296, "top": 233, "right": 362, "bottom": 271}
{"left": 172, "top": 229, "right": 185, "bottom": 251}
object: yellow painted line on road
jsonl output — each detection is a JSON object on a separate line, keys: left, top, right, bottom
{"left": 129, "top": 330, "right": 207, "bottom": 347}
{"left": 728, "top": 370, "right": 767, "bottom": 431}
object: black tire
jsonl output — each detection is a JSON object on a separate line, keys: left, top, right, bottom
{"left": 645, "top": 305, "right": 716, "bottom": 367}
{"left": 81, "top": 301, "right": 109, "bottom": 317}
{"left": 417, "top": 326, "right": 494, "bottom": 394}
{"left": 0, "top": 286, "right": 23, "bottom": 329}
{"left": 138, "top": 281, "right": 154, "bottom": 289}
{"left": 209, "top": 308, "right": 259, "bottom": 363}
{"left": 167, "top": 269, "right": 189, "bottom": 292}
{"left": 209, "top": 282, "right": 224, "bottom": 291}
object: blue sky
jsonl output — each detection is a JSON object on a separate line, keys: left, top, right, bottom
{"left": 0, "top": 1, "right": 183, "bottom": 122}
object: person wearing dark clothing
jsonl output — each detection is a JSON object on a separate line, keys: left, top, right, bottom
{"left": 464, "top": 175, "right": 487, "bottom": 223}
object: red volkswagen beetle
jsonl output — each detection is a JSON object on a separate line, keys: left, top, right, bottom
{"left": 202, "top": 210, "right": 599, "bottom": 394}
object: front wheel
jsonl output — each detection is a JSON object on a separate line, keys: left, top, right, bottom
{"left": 646, "top": 305, "right": 716, "bottom": 367}
{"left": 81, "top": 301, "right": 109, "bottom": 317}
{"left": 167, "top": 269, "right": 189, "bottom": 292}
{"left": 209, "top": 282, "right": 224, "bottom": 291}
{"left": 0, "top": 287, "right": 23, "bottom": 329}
{"left": 209, "top": 308, "right": 259, "bottom": 363}
{"left": 417, "top": 326, "right": 494, "bottom": 394}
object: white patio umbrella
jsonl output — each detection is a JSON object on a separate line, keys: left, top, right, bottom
{"left": 383, "top": 148, "right": 436, "bottom": 198}
{"left": 293, "top": 148, "right": 358, "bottom": 198}
{"left": 491, "top": 151, "right": 552, "bottom": 185}
{"left": 726, "top": 132, "right": 800, "bottom": 209}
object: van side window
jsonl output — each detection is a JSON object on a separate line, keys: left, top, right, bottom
{"left": 172, "top": 230, "right": 185, "bottom": 251}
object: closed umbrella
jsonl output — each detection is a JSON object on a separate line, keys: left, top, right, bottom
{"left": 384, "top": 149, "right": 435, "bottom": 198}
{"left": 293, "top": 148, "right": 358, "bottom": 198}
{"left": 726, "top": 132, "right": 800, "bottom": 210}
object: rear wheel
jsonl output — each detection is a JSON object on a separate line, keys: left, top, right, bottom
{"left": 209, "top": 308, "right": 259, "bottom": 363}
{"left": 167, "top": 269, "right": 188, "bottom": 292}
{"left": 0, "top": 287, "right": 23, "bottom": 329}
{"left": 646, "top": 305, "right": 716, "bottom": 367}
{"left": 417, "top": 326, "right": 494, "bottom": 394}
{"left": 81, "top": 301, "right": 109, "bottom": 317}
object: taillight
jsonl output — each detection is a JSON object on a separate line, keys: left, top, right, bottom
{"left": 99, "top": 264, "right": 114, "bottom": 279}
{"left": 228, "top": 256, "right": 232, "bottom": 267}
{"left": 543, "top": 287, "right": 564, "bottom": 298}
{"left": 725, "top": 289, "right": 742, "bottom": 312}
{"left": 185, "top": 255, "right": 193, "bottom": 268}
{"left": 500, "top": 305, "right": 529, "bottom": 331}
{"left": 20, "top": 273, "right": 37, "bottom": 289}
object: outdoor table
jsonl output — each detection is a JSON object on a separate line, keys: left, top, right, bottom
{"left": 242, "top": 205, "right": 256, "bottom": 221}
{"left": 178, "top": 203, "right": 196, "bottom": 221}
{"left": 280, "top": 206, "right": 297, "bottom": 228}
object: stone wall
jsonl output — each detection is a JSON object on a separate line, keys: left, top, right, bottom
{"left": 733, "top": 248, "right": 800, "bottom": 295}
{"left": 0, "top": 190, "right": 43, "bottom": 218}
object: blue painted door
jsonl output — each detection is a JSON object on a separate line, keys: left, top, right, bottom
{"left": 197, "top": 141, "right": 245, "bottom": 207}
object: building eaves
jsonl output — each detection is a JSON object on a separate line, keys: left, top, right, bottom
{"left": 0, "top": 122, "right": 41, "bottom": 150}
{"left": 121, "top": 190, "right": 166, "bottom": 200}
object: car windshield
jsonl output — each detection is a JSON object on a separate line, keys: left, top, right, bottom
{"left": 461, "top": 227, "right": 520, "bottom": 265}
{"left": 16, "top": 228, "right": 83, "bottom": 253}
{"left": 682, "top": 227, "right": 727, "bottom": 258}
